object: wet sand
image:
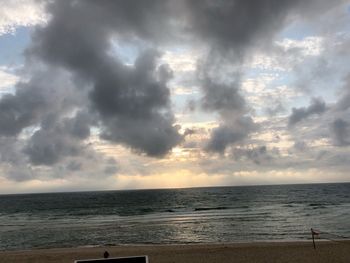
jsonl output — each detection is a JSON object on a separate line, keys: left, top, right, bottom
{"left": 1, "top": 241, "right": 349, "bottom": 263}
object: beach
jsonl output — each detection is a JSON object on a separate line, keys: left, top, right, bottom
{"left": 1, "top": 241, "right": 349, "bottom": 263}
{"left": 1, "top": 185, "right": 349, "bottom": 262}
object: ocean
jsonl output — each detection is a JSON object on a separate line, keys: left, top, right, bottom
{"left": 0, "top": 183, "right": 349, "bottom": 251}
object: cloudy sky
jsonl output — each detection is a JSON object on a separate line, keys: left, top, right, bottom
{"left": 1, "top": 0, "right": 350, "bottom": 194}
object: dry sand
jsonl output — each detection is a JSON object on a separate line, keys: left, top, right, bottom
{"left": 0, "top": 241, "right": 349, "bottom": 263}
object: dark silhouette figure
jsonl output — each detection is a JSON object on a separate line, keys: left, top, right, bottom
{"left": 103, "top": 250, "right": 110, "bottom": 258}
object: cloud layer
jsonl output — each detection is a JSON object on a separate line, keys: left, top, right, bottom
{"left": 0, "top": 0, "right": 350, "bottom": 190}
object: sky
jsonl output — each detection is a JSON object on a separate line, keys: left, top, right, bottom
{"left": 1, "top": 0, "right": 350, "bottom": 194}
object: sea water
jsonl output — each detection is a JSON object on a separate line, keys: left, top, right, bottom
{"left": 0, "top": 183, "right": 349, "bottom": 251}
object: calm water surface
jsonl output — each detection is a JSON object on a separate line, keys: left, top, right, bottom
{"left": 0, "top": 183, "right": 349, "bottom": 251}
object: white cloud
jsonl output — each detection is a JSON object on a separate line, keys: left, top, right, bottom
{"left": 0, "top": 0, "right": 47, "bottom": 36}
{"left": 0, "top": 66, "right": 19, "bottom": 89}
{"left": 249, "top": 36, "right": 324, "bottom": 72}
{"left": 242, "top": 74, "right": 277, "bottom": 93}
{"left": 242, "top": 73, "right": 301, "bottom": 109}
{"left": 250, "top": 54, "right": 288, "bottom": 72}
{"left": 171, "top": 85, "right": 200, "bottom": 95}
{"left": 161, "top": 49, "right": 200, "bottom": 72}
{"left": 276, "top": 36, "right": 324, "bottom": 56}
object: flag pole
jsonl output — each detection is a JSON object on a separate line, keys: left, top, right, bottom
{"left": 311, "top": 228, "right": 316, "bottom": 249}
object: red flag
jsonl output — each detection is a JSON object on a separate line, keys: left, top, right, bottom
{"left": 311, "top": 228, "right": 320, "bottom": 236}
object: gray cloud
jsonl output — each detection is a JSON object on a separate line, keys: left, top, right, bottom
{"left": 288, "top": 98, "right": 327, "bottom": 126}
{"left": 187, "top": 0, "right": 343, "bottom": 156}
{"left": 27, "top": 0, "right": 182, "bottom": 157}
{"left": 24, "top": 129, "right": 79, "bottom": 166}
{"left": 0, "top": 137, "right": 25, "bottom": 166}
{"left": 0, "top": 137, "right": 35, "bottom": 181}
{"left": 101, "top": 115, "right": 182, "bottom": 157}
{"left": 24, "top": 111, "right": 93, "bottom": 166}
{"left": 0, "top": 0, "right": 347, "bottom": 185}
{"left": 0, "top": 67, "right": 78, "bottom": 137}
{"left": 198, "top": 59, "right": 254, "bottom": 153}
{"left": 0, "top": 89, "right": 44, "bottom": 136}
{"left": 265, "top": 102, "right": 286, "bottom": 117}
{"left": 293, "top": 141, "right": 308, "bottom": 152}
{"left": 184, "top": 0, "right": 304, "bottom": 57}
{"left": 232, "top": 146, "right": 276, "bottom": 165}
{"left": 62, "top": 111, "right": 93, "bottom": 140}
{"left": 66, "top": 160, "right": 82, "bottom": 172}
{"left": 191, "top": 0, "right": 332, "bottom": 153}
{"left": 0, "top": 64, "right": 92, "bottom": 179}
{"left": 201, "top": 77, "right": 246, "bottom": 112}
{"left": 331, "top": 118, "right": 350, "bottom": 146}
{"left": 206, "top": 116, "right": 256, "bottom": 153}
{"left": 335, "top": 74, "right": 350, "bottom": 111}
{"left": 104, "top": 165, "right": 118, "bottom": 175}
{"left": 198, "top": 65, "right": 258, "bottom": 153}
{"left": 206, "top": 126, "right": 246, "bottom": 153}
{"left": 336, "top": 93, "right": 350, "bottom": 112}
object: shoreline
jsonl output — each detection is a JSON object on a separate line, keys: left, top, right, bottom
{"left": 1, "top": 241, "right": 349, "bottom": 263}
{"left": 2, "top": 238, "right": 349, "bottom": 252}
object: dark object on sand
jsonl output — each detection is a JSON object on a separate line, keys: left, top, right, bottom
{"left": 104, "top": 251, "right": 109, "bottom": 258}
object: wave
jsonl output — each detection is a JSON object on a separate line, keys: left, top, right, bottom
{"left": 194, "top": 206, "right": 229, "bottom": 211}
{"left": 139, "top": 208, "right": 154, "bottom": 213}
{"left": 308, "top": 203, "right": 327, "bottom": 209}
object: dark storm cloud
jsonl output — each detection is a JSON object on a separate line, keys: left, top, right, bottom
{"left": 184, "top": 0, "right": 337, "bottom": 65}
{"left": 184, "top": 0, "right": 299, "bottom": 56}
{"left": 0, "top": 63, "right": 91, "bottom": 168}
{"left": 27, "top": 0, "right": 182, "bottom": 157}
{"left": 336, "top": 93, "right": 350, "bottom": 112}
{"left": 101, "top": 115, "right": 181, "bottom": 157}
{"left": 197, "top": 58, "right": 253, "bottom": 153}
{"left": 331, "top": 118, "right": 350, "bottom": 146}
{"left": 201, "top": 77, "right": 246, "bottom": 112}
{"left": 0, "top": 67, "right": 77, "bottom": 137}
{"left": 206, "top": 116, "right": 256, "bottom": 153}
{"left": 62, "top": 111, "right": 93, "bottom": 139}
{"left": 0, "top": 89, "right": 44, "bottom": 136}
{"left": 25, "top": 129, "right": 79, "bottom": 165}
{"left": 199, "top": 67, "right": 256, "bottom": 153}
{"left": 335, "top": 75, "right": 350, "bottom": 111}
{"left": 288, "top": 98, "right": 327, "bottom": 126}
{"left": 91, "top": 49, "right": 182, "bottom": 156}
{"left": 24, "top": 112, "right": 93, "bottom": 166}
{"left": 206, "top": 126, "right": 246, "bottom": 153}
{"left": 0, "top": 137, "right": 35, "bottom": 181}
{"left": 0, "top": 138, "right": 24, "bottom": 166}
{"left": 232, "top": 146, "right": 275, "bottom": 165}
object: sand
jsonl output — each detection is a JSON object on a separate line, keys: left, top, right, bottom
{"left": 0, "top": 241, "right": 349, "bottom": 263}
